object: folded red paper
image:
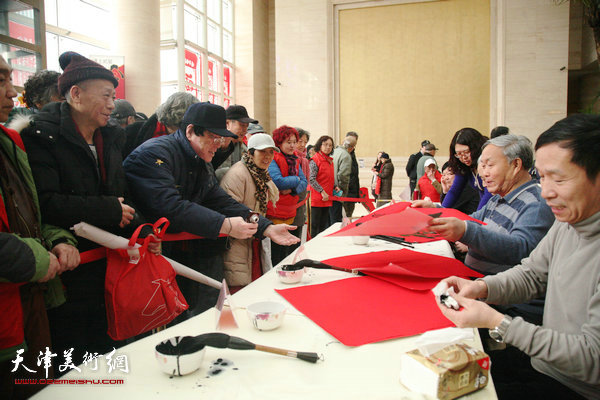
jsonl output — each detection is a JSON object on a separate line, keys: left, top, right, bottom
{"left": 277, "top": 276, "right": 454, "bottom": 346}
{"left": 276, "top": 249, "right": 482, "bottom": 345}
{"left": 328, "top": 202, "right": 484, "bottom": 242}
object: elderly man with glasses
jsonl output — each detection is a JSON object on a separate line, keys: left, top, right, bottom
{"left": 123, "top": 102, "right": 298, "bottom": 320}
{"left": 414, "top": 134, "right": 555, "bottom": 324}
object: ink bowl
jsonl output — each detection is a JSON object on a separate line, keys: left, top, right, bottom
{"left": 246, "top": 301, "right": 286, "bottom": 331}
{"left": 155, "top": 336, "right": 206, "bottom": 376}
{"left": 351, "top": 236, "right": 370, "bottom": 245}
{"left": 275, "top": 264, "right": 305, "bottom": 284}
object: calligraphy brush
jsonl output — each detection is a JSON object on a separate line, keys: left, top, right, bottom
{"left": 280, "top": 258, "right": 359, "bottom": 274}
{"left": 369, "top": 235, "right": 415, "bottom": 248}
{"left": 166, "top": 332, "right": 321, "bottom": 364}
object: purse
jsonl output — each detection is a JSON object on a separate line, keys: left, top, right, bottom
{"left": 105, "top": 218, "right": 188, "bottom": 340}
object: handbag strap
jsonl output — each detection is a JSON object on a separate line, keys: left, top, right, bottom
{"left": 152, "top": 217, "right": 170, "bottom": 239}
{"left": 127, "top": 222, "right": 152, "bottom": 248}
{"left": 126, "top": 217, "right": 171, "bottom": 248}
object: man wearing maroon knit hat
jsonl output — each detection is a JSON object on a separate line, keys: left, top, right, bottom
{"left": 19, "top": 52, "right": 147, "bottom": 373}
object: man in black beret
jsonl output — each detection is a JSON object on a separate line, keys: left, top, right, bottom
{"left": 19, "top": 52, "right": 149, "bottom": 371}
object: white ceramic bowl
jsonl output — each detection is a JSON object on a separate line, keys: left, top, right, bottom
{"left": 155, "top": 336, "right": 206, "bottom": 376}
{"left": 352, "top": 236, "right": 370, "bottom": 245}
{"left": 275, "top": 265, "right": 305, "bottom": 284}
{"left": 246, "top": 301, "right": 286, "bottom": 331}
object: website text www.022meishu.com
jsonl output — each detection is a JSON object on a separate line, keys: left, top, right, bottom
{"left": 14, "top": 378, "right": 125, "bottom": 385}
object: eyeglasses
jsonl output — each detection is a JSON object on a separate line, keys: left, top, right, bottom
{"left": 208, "top": 134, "right": 226, "bottom": 145}
{"left": 455, "top": 150, "right": 471, "bottom": 158}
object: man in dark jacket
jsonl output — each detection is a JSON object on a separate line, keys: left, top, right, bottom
{"left": 0, "top": 55, "right": 78, "bottom": 397}
{"left": 405, "top": 140, "right": 430, "bottom": 199}
{"left": 344, "top": 131, "right": 360, "bottom": 218}
{"left": 20, "top": 52, "right": 142, "bottom": 368}
{"left": 124, "top": 102, "right": 298, "bottom": 320}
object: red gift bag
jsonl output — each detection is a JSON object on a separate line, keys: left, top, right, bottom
{"left": 105, "top": 218, "right": 188, "bottom": 340}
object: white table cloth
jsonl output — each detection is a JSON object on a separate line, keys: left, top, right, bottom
{"left": 32, "top": 224, "right": 497, "bottom": 399}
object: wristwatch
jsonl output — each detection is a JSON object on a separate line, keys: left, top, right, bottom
{"left": 489, "top": 315, "right": 512, "bottom": 343}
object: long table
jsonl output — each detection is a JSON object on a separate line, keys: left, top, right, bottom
{"left": 32, "top": 224, "right": 497, "bottom": 399}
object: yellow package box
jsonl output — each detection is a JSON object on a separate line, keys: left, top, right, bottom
{"left": 399, "top": 343, "right": 490, "bottom": 400}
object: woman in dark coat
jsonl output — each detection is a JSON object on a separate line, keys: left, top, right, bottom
{"left": 376, "top": 152, "right": 394, "bottom": 206}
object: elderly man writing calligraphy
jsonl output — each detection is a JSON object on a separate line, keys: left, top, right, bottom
{"left": 414, "top": 134, "right": 554, "bottom": 324}
{"left": 435, "top": 114, "right": 600, "bottom": 399}
{"left": 124, "top": 102, "right": 299, "bottom": 319}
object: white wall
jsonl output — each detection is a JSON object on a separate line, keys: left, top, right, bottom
{"left": 274, "top": 0, "right": 331, "bottom": 137}
{"left": 500, "top": 0, "right": 569, "bottom": 142}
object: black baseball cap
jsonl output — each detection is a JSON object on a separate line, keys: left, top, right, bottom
{"left": 182, "top": 102, "right": 237, "bottom": 138}
{"left": 225, "top": 104, "right": 258, "bottom": 124}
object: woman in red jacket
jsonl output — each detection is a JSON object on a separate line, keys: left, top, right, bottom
{"left": 417, "top": 158, "right": 442, "bottom": 202}
{"left": 309, "top": 135, "right": 336, "bottom": 237}
{"left": 267, "top": 126, "right": 308, "bottom": 265}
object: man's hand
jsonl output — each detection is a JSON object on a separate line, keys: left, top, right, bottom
{"left": 39, "top": 252, "right": 61, "bottom": 282}
{"left": 118, "top": 197, "right": 135, "bottom": 228}
{"left": 264, "top": 224, "right": 300, "bottom": 246}
{"left": 51, "top": 243, "right": 80, "bottom": 273}
{"left": 411, "top": 199, "right": 435, "bottom": 208}
{"left": 454, "top": 241, "right": 468, "bottom": 253}
{"left": 280, "top": 189, "right": 292, "bottom": 195}
{"left": 321, "top": 191, "right": 329, "bottom": 201}
{"left": 436, "top": 290, "right": 505, "bottom": 329}
{"left": 147, "top": 234, "right": 162, "bottom": 255}
{"left": 220, "top": 216, "right": 258, "bottom": 239}
{"left": 442, "top": 276, "right": 488, "bottom": 300}
{"left": 428, "top": 217, "right": 466, "bottom": 242}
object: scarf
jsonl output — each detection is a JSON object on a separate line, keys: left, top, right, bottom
{"left": 283, "top": 153, "right": 298, "bottom": 176}
{"left": 242, "top": 152, "right": 272, "bottom": 214}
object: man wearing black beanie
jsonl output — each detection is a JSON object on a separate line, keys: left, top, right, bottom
{"left": 19, "top": 52, "right": 144, "bottom": 373}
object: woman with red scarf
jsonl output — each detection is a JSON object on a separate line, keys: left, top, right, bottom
{"left": 267, "top": 126, "right": 308, "bottom": 265}
{"left": 309, "top": 135, "right": 336, "bottom": 237}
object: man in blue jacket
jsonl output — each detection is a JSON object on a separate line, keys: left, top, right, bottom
{"left": 124, "top": 102, "right": 298, "bottom": 319}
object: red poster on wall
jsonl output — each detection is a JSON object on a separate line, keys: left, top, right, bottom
{"left": 8, "top": 21, "right": 36, "bottom": 89}
{"left": 223, "top": 65, "right": 230, "bottom": 97}
{"left": 184, "top": 49, "right": 199, "bottom": 98}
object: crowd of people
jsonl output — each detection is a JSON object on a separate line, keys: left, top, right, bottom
{"left": 1, "top": 50, "right": 599, "bottom": 400}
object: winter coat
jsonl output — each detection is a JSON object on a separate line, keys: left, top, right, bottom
{"left": 123, "top": 129, "right": 272, "bottom": 238}
{"left": 378, "top": 160, "right": 395, "bottom": 199}
{"left": 267, "top": 152, "right": 307, "bottom": 220}
{"left": 20, "top": 101, "right": 138, "bottom": 302}
{"left": 0, "top": 124, "right": 76, "bottom": 363}
{"left": 348, "top": 150, "right": 360, "bottom": 197}
{"left": 332, "top": 146, "right": 352, "bottom": 195}
{"left": 309, "top": 151, "right": 334, "bottom": 207}
{"left": 417, "top": 170, "right": 442, "bottom": 202}
{"left": 220, "top": 161, "right": 279, "bottom": 286}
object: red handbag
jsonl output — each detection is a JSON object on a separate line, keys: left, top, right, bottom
{"left": 105, "top": 218, "right": 188, "bottom": 340}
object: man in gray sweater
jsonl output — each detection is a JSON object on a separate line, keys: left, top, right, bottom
{"left": 436, "top": 114, "right": 600, "bottom": 399}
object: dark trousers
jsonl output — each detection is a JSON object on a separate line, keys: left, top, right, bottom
{"left": 311, "top": 206, "right": 331, "bottom": 238}
{"left": 329, "top": 201, "right": 343, "bottom": 224}
{"left": 409, "top": 179, "right": 417, "bottom": 199}
{"left": 271, "top": 241, "right": 294, "bottom": 267}
{"left": 487, "top": 344, "right": 585, "bottom": 400}
{"left": 342, "top": 201, "right": 356, "bottom": 218}
{"left": 165, "top": 240, "right": 225, "bottom": 325}
{"left": 48, "top": 261, "right": 121, "bottom": 378}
